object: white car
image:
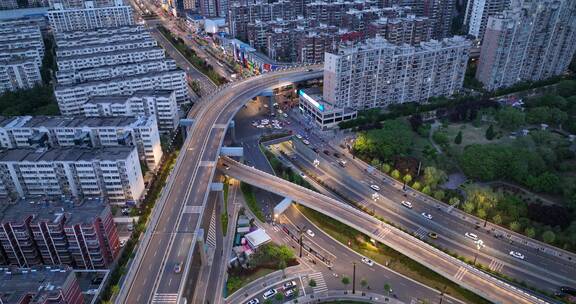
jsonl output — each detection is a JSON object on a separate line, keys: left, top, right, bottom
{"left": 256, "top": 125, "right": 265, "bottom": 129}
{"left": 370, "top": 184, "right": 380, "bottom": 191}
{"left": 306, "top": 229, "right": 315, "bottom": 237}
{"left": 295, "top": 134, "right": 303, "bottom": 139}
{"left": 262, "top": 288, "right": 277, "bottom": 299}
{"left": 283, "top": 113, "right": 288, "bottom": 118}
{"left": 120, "top": 239, "right": 127, "bottom": 247}
{"left": 465, "top": 232, "right": 479, "bottom": 241}
{"left": 401, "top": 200, "right": 413, "bottom": 209}
{"left": 361, "top": 257, "right": 374, "bottom": 266}
{"left": 283, "top": 280, "right": 297, "bottom": 290}
{"left": 284, "top": 289, "right": 295, "bottom": 297}
{"left": 509, "top": 251, "right": 525, "bottom": 260}
{"left": 421, "top": 212, "right": 433, "bottom": 220}
{"left": 302, "top": 139, "right": 310, "bottom": 145}
{"left": 246, "top": 298, "right": 259, "bottom": 304}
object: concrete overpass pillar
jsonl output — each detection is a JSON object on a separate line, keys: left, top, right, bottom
{"left": 179, "top": 119, "right": 194, "bottom": 138}
{"left": 229, "top": 120, "right": 237, "bottom": 144}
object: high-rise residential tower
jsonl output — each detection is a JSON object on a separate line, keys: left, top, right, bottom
{"left": 476, "top": 0, "right": 576, "bottom": 90}
{"left": 463, "top": 0, "right": 510, "bottom": 39}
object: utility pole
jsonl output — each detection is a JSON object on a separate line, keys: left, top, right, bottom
{"left": 298, "top": 226, "right": 306, "bottom": 258}
{"left": 439, "top": 286, "right": 447, "bottom": 304}
{"left": 352, "top": 262, "right": 356, "bottom": 294}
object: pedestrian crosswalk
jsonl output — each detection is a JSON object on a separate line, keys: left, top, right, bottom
{"left": 488, "top": 259, "right": 505, "bottom": 272}
{"left": 375, "top": 227, "right": 391, "bottom": 240}
{"left": 308, "top": 272, "right": 328, "bottom": 293}
{"left": 413, "top": 227, "right": 428, "bottom": 239}
{"left": 206, "top": 209, "right": 217, "bottom": 248}
{"left": 152, "top": 293, "right": 178, "bottom": 303}
{"left": 454, "top": 266, "right": 468, "bottom": 281}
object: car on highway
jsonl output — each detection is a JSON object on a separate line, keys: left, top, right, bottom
{"left": 401, "top": 200, "right": 413, "bottom": 209}
{"left": 173, "top": 262, "right": 182, "bottom": 273}
{"left": 302, "top": 139, "right": 310, "bottom": 145}
{"left": 333, "top": 152, "right": 340, "bottom": 158}
{"left": 557, "top": 286, "right": 576, "bottom": 296}
{"left": 256, "top": 124, "right": 265, "bottom": 128}
{"left": 361, "top": 257, "right": 374, "bottom": 266}
{"left": 283, "top": 280, "right": 297, "bottom": 290}
{"left": 299, "top": 172, "right": 307, "bottom": 178}
{"left": 262, "top": 288, "right": 277, "bottom": 299}
{"left": 285, "top": 289, "right": 296, "bottom": 297}
{"left": 246, "top": 298, "right": 259, "bottom": 304}
{"left": 283, "top": 113, "right": 288, "bottom": 118}
{"left": 337, "top": 160, "right": 346, "bottom": 167}
{"left": 421, "top": 212, "right": 433, "bottom": 220}
{"left": 306, "top": 229, "right": 315, "bottom": 237}
{"left": 323, "top": 150, "right": 330, "bottom": 155}
{"left": 120, "top": 239, "right": 127, "bottom": 247}
{"left": 370, "top": 184, "right": 380, "bottom": 191}
{"left": 465, "top": 232, "right": 479, "bottom": 241}
{"left": 428, "top": 232, "right": 438, "bottom": 239}
{"left": 295, "top": 134, "right": 303, "bottom": 139}
{"left": 509, "top": 251, "right": 525, "bottom": 260}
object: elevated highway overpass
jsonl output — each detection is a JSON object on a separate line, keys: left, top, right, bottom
{"left": 220, "top": 157, "right": 549, "bottom": 304}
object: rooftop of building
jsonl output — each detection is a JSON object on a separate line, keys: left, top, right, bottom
{"left": 0, "top": 267, "right": 78, "bottom": 304}
{"left": 0, "top": 197, "right": 107, "bottom": 225}
{"left": 56, "top": 37, "right": 155, "bottom": 54}
{"left": 56, "top": 46, "right": 163, "bottom": 62}
{"left": 0, "top": 146, "right": 136, "bottom": 162}
{"left": 0, "top": 115, "right": 144, "bottom": 129}
{"left": 55, "top": 68, "right": 183, "bottom": 89}
{"left": 54, "top": 25, "right": 145, "bottom": 40}
{"left": 335, "top": 35, "right": 471, "bottom": 55}
{"left": 86, "top": 89, "right": 174, "bottom": 104}
{"left": 300, "top": 88, "right": 356, "bottom": 114}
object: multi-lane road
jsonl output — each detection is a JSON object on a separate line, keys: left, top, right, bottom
{"left": 271, "top": 138, "right": 576, "bottom": 293}
{"left": 117, "top": 67, "right": 324, "bottom": 303}
{"left": 221, "top": 157, "right": 554, "bottom": 304}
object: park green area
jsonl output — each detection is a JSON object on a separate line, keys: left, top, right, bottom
{"left": 226, "top": 243, "right": 296, "bottom": 295}
{"left": 157, "top": 25, "right": 227, "bottom": 86}
{"left": 296, "top": 205, "right": 491, "bottom": 304}
{"left": 346, "top": 80, "right": 576, "bottom": 252}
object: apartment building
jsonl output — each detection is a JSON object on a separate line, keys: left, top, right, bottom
{"left": 0, "top": 267, "right": 84, "bottom": 304}
{"left": 0, "top": 19, "right": 45, "bottom": 93}
{"left": 476, "top": 0, "right": 576, "bottom": 91}
{"left": 228, "top": 0, "right": 297, "bottom": 42}
{"left": 464, "top": 0, "right": 510, "bottom": 39}
{"left": 54, "top": 25, "right": 149, "bottom": 47}
{"left": 47, "top": 0, "right": 134, "bottom": 32}
{"left": 0, "top": 146, "right": 145, "bottom": 203}
{"left": 84, "top": 90, "right": 179, "bottom": 132}
{"left": 0, "top": 115, "right": 163, "bottom": 171}
{"left": 55, "top": 47, "right": 166, "bottom": 74}
{"left": 367, "top": 14, "right": 433, "bottom": 45}
{"left": 55, "top": 69, "right": 187, "bottom": 115}
{"left": 0, "top": 198, "right": 119, "bottom": 269}
{"left": 323, "top": 36, "right": 470, "bottom": 110}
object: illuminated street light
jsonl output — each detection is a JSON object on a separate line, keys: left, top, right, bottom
{"left": 371, "top": 192, "right": 379, "bottom": 201}
{"left": 313, "top": 159, "right": 320, "bottom": 167}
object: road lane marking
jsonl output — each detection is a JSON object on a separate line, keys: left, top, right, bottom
{"left": 414, "top": 227, "right": 428, "bottom": 239}
{"left": 454, "top": 267, "right": 467, "bottom": 281}
{"left": 152, "top": 293, "right": 178, "bottom": 303}
{"left": 308, "top": 272, "right": 328, "bottom": 293}
{"left": 299, "top": 275, "right": 307, "bottom": 296}
{"left": 489, "top": 259, "right": 505, "bottom": 272}
{"left": 183, "top": 205, "right": 203, "bottom": 213}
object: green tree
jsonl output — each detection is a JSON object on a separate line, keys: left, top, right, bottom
{"left": 360, "top": 278, "right": 368, "bottom": 288}
{"left": 275, "top": 292, "right": 284, "bottom": 301}
{"left": 412, "top": 181, "right": 422, "bottom": 191}
{"left": 485, "top": 124, "right": 496, "bottom": 140}
{"left": 454, "top": 130, "right": 463, "bottom": 144}
{"left": 391, "top": 169, "right": 401, "bottom": 180}
{"left": 264, "top": 300, "right": 273, "bottom": 304}
{"left": 449, "top": 197, "right": 460, "bottom": 206}
{"left": 341, "top": 276, "right": 350, "bottom": 286}
{"left": 496, "top": 107, "right": 525, "bottom": 131}
{"left": 384, "top": 283, "right": 392, "bottom": 294}
{"left": 278, "top": 259, "right": 287, "bottom": 278}
{"left": 423, "top": 166, "right": 447, "bottom": 189}
{"left": 352, "top": 119, "right": 414, "bottom": 161}
{"left": 403, "top": 174, "right": 413, "bottom": 184}
{"left": 477, "top": 208, "right": 487, "bottom": 219}
{"left": 557, "top": 80, "right": 576, "bottom": 97}
{"left": 542, "top": 230, "right": 556, "bottom": 244}
{"left": 382, "top": 163, "right": 391, "bottom": 173}
{"left": 433, "top": 130, "right": 450, "bottom": 146}
{"left": 371, "top": 158, "right": 381, "bottom": 168}
{"left": 422, "top": 185, "right": 432, "bottom": 195}
{"left": 433, "top": 190, "right": 445, "bottom": 201}
{"left": 463, "top": 201, "right": 475, "bottom": 213}
{"left": 524, "top": 227, "right": 536, "bottom": 238}
{"left": 309, "top": 279, "right": 317, "bottom": 287}
{"left": 492, "top": 213, "right": 503, "bottom": 225}
{"left": 509, "top": 221, "right": 522, "bottom": 232}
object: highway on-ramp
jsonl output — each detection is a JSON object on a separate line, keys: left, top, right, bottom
{"left": 117, "top": 67, "right": 323, "bottom": 304}
{"left": 221, "top": 157, "right": 550, "bottom": 304}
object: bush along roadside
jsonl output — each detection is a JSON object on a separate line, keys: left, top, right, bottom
{"left": 267, "top": 148, "right": 565, "bottom": 303}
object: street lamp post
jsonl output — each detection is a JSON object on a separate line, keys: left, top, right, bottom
{"left": 298, "top": 225, "right": 306, "bottom": 258}
{"left": 352, "top": 262, "right": 356, "bottom": 294}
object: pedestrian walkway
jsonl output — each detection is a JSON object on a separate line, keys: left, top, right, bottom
{"left": 151, "top": 293, "right": 178, "bottom": 303}
{"left": 375, "top": 227, "right": 391, "bottom": 240}
{"left": 308, "top": 272, "right": 328, "bottom": 293}
{"left": 413, "top": 227, "right": 428, "bottom": 239}
{"left": 206, "top": 209, "right": 217, "bottom": 248}
{"left": 488, "top": 258, "right": 505, "bottom": 272}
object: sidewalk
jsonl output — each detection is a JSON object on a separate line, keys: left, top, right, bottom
{"left": 290, "top": 290, "right": 405, "bottom": 304}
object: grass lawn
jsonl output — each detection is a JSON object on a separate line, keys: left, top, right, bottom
{"left": 227, "top": 268, "right": 276, "bottom": 295}
{"left": 441, "top": 122, "right": 512, "bottom": 155}
{"left": 296, "top": 205, "right": 491, "bottom": 304}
